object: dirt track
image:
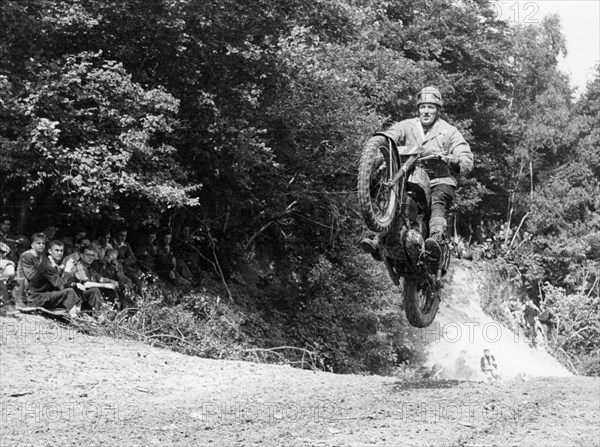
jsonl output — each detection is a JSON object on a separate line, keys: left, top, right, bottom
{"left": 1, "top": 314, "right": 598, "bottom": 447}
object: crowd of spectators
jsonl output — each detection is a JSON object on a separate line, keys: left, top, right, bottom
{"left": 0, "top": 214, "right": 201, "bottom": 319}
{"left": 452, "top": 218, "right": 529, "bottom": 261}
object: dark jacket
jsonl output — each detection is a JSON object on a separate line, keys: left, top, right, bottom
{"left": 28, "top": 256, "right": 75, "bottom": 295}
{"left": 16, "top": 249, "right": 43, "bottom": 282}
{"left": 480, "top": 354, "right": 497, "bottom": 372}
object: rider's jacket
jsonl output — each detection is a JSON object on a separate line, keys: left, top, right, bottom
{"left": 383, "top": 117, "right": 474, "bottom": 187}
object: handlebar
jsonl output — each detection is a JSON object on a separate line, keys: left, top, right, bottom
{"left": 384, "top": 149, "right": 455, "bottom": 187}
{"left": 396, "top": 145, "right": 453, "bottom": 162}
{"left": 419, "top": 153, "right": 452, "bottom": 162}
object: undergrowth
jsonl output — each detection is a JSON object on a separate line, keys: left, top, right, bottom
{"left": 93, "top": 250, "right": 429, "bottom": 376}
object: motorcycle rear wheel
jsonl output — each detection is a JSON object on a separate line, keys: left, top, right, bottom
{"left": 403, "top": 277, "right": 440, "bottom": 328}
{"left": 357, "top": 135, "right": 399, "bottom": 232}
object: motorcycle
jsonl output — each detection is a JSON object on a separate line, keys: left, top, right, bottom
{"left": 357, "top": 133, "right": 452, "bottom": 328}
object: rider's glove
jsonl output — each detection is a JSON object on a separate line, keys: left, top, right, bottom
{"left": 446, "top": 155, "right": 461, "bottom": 175}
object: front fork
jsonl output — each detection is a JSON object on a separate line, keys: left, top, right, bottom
{"left": 385, "top": 242, "right": 447, "bottom": 292}
{"left": 434, "top": 241, "right": 451, "bottom": 286}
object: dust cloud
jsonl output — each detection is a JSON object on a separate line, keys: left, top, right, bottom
{"left": 418, "top": 262, "right": 571, "bottom": 381}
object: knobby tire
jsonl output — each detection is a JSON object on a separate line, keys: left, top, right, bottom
{"left": 403, "top": 278, "right": 440, "bottom": 328}
{"left": 357, "top": 136, "right": 399, "bottom": 232}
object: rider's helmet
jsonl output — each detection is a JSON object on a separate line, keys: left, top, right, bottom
{"left": 416, "top": 86, "right": 443, "bottom": 108}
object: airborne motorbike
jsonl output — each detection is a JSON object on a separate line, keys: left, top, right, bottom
{"left": 357, "top": 133, "right": 452, "bottom": 328}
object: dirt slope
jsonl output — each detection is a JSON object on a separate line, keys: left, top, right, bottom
{"left": 1, "top": 313, "right": 598, "bottom": 447}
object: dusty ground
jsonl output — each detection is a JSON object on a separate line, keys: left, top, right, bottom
{"left": 0, "top": 313, "right": 598, "bottom": 447}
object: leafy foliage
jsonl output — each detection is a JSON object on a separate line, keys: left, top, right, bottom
{"left": 1, "top": 51, "right": 196, "bottom": 218}
{"left": 542, "top": 283, "right": 600, "bottom": 376}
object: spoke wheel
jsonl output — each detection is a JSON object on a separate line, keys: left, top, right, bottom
{"left": 403, "top": 277, "right": 440, "bottom": 328}
{"left": 357, "top": 136, "right": 399, "bottom": 232}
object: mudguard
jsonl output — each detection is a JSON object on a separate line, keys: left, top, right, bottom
{"left": 372, "top": 132, "right": 399, "bottom": 155}
{"left": 372, "top": 130, "right": 397, "bottom": 141}
{"left": 372, "top": 133, "right": 428, "bottom": 156}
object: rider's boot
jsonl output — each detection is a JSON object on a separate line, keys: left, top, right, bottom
{"left": 424, "top": 232, "right": 442, "bottom": 261}
{"left": 360, "top": 236, "right": 382, "bottom": 262}
{"left": 425, "top": 219, "right": 445, "bottom": 263}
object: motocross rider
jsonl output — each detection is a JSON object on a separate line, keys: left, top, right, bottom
{"left": 361, "top": 86, "right": 474, "bottom": 262}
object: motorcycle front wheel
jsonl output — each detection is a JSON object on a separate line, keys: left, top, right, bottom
{"left": 357, "top": 135, "right": 399, "bottom": 232}
{"left": 403, "top": 277, "right": 440, "bottom": 328}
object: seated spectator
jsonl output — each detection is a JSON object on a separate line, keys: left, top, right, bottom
{"left": 62, "top": 238, "right": 92, "bottom": 266}
{"left": 91, "top": 249, "right": 135, "bottom": 309}
{"left": 73, "top": 246, "right": 119, "bottom": 299}
{"left": 72, "top": 228, "right": 88, "bottom": 252}
{"left": 29, "top": 240, "right": 102, "bottom": 319}
{"left": 0, "top": 242, "right": 17, "bottom": 314}
{"left": 0, "top": 242, "right": 15, "bottom": 281}
{"left": 61, "top": 236, "right": 74, "bottom": 257}
{"left": 14, "top": 236, "right": 31, "bottom": 263}
{"left": 73, "top": 227, "right": 87, "bottom": 244}
{"left": 14, "top": 233, "right": 46, "bottom": 308}
{"left": 111, "top": 227, "right": 144, "bottom": 293}
{"left": 0, "top": 215, "right": 13, "bottom": 241}
{"left": 0, "top": 215, "right": 18, "bottom": 262}
{"left": 173, "top": 225, "right": 201, "bottom": 275}
{"left": 155, "top": 228, "right": 192, "bottom": 287}
{"left": 134, "top": 226, "right": 158, "bottom": 275}
{"left": 91, "top": 228, "right": 113, "bottom": 262}
{"left": 43, "top": 224, "right": 60, "bottom": 242}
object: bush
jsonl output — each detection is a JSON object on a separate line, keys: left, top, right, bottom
{"left": 543, "top": 283, "right": 600, "bottom": 376}
{"left": 94, "top": 250, "right": 430, "bottom": 376}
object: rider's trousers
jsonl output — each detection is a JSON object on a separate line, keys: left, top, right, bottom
{"left": 430, "top": 184, "right": 456, "bottom": 235}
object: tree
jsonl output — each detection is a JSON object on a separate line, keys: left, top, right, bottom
{"left": 0, "top": 51, "right": 197, "bottom": 223}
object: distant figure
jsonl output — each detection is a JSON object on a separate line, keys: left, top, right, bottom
{"left": 455, "top": 349, "right": 476, "bottom": 380}
{"left": 523, "top": 299, "right": 543, "bottom": 347}
{"left": 111, "top": 227, "right": 144, "bottom": 293}
{"left": 155, "top": 228, "right": 192, "bottom": 287}
{"left": 480, "top": 349, "right": 499, "bottom": 383}
{"left": 0, "top": 242, "right": 17, "bottom": 314}
{"left": 14, "top": 233, "right": 46, "bottom": 308}
{"left": 62, "top": 238, "right": 92, "bottom": 266}
{"left": 43, "top": 225, "right": 59, "bottom": 242}
{"left": 134, "top": 226, "right": 158, "bottom": 275}
{"left": 91, "top": 228, "right": 114, "bottom": 262}
{"left": 92, "top": 249, "right": 135, "bottom": 310}
{"left": 538, "top": 303, "right": 556, "bottom": 344}
{"left": 0, "top": 215, "right": 18, "bottom": 262}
